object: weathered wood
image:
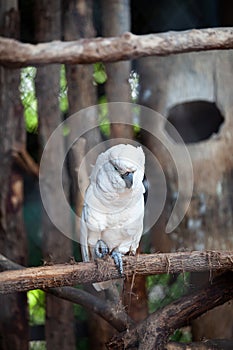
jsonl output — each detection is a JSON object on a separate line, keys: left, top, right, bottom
{"left": 0, "top": 253, "right": 132, "bottom": 332}
{"left": 1, "top": 28, "right": 233, "bottom": 67}
{"left": 64, "top": 3, "right": 110, "bottom": 349}
{"left": 50, "top": 286, "right": 133, "bottom": 332}
{"left": 63, "top": 0, "right": 101, "bottom": 214}
{"left": 35, "top": 1, "right": 76, "bottom": 349}
{"left": 0, "top": 251, "right": 232, "bottom": 294}
{"left": 167, "top": 339, "right": 233, "bottom": 349}
{"left": 12, "top": 145, "right": 39, "bottom": 177}
{"left": 102, "top": 0, "right": 133, "bottom": 139}
{"left": 0, "top": 2, "right": 28, "bottom": 349}
{"left": 137, "top": 47, "right": 233, "bottom": 339}
{"left": 107, "top": 271, "right": 233, "bottom": 349}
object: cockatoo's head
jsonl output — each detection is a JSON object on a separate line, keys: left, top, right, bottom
{"left": 91, "top": 144, "right": 145, "bottom": 195}
{"left": 108, "top": 144, "right": 145, "bottom": 189}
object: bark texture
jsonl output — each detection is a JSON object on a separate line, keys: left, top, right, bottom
{"left": 0, "top": 2, "right": 28, "bottom": 349}
{"left": 0, "top": 251, "right": 232, "bottom": 294}
{"left": 107, "top": 271, "right": 233, "bottom": 350}
{"left": 137, "top": 48, "right": 233, "bottom": 340}
{"left": 1, "top": 28, "right": 233, "bottom": 67}
{"left": 0, "top": 253, "right": 132, "bottom": 332}
{"left": 101, "top": 0, "right": 133, "bottom": 139}
{"left": 1, "top": 252, "right": 232, "bottom": 350}
{"left": 34, "top": 1, "right": 76, "bottom": 349}
{"left": 63, "top": 2, "right": 105, "bottom": 348}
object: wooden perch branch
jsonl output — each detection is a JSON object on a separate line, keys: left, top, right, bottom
{"left": 107, "top": 271, "right": 233, "bottom": 350}
{"left": 0, "top": 251, "right": 232, "bottom": 294}
{"left": 1, "top": 28, "right": 233, "bottom": 67}
{"left": 1, "top": 253, "right": 233, "bottom": 348}
{"left": 167, "top": 340, "right": 233, "bottom": 350}
{"left": 0, "top": 254, "right": 131, "bottom": 332}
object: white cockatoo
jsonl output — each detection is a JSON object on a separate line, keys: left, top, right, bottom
{"left": 80, "top": 144, "right": 146, "bottom": 290}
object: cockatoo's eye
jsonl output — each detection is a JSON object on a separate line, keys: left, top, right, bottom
{"left": 113, "top": 165, "right": 119, "bottom": 171}
{"left": 121, "top": 171, "right": 134, "bottom": 188}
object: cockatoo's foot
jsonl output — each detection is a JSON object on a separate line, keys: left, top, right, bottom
{"left": 95, "top": 241, "right": 123, "bottom": 277}
{"left": 95, "top": 239, "right": 109, "bottom": 258}
{"left": 111, "top": 250, "right": 123, "bottom": 277}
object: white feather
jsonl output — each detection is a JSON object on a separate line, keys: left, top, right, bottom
{"left": 80, "top": 144, "right": 145, "bottom": 290}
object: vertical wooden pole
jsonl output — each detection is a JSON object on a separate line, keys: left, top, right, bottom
{"left": 35, "top": 1, "right": 76, "bottom": 349}
{"left": 0, "top": 2, "right": 28, "bottom": 349}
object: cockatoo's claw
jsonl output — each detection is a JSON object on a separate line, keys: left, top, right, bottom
{"left": 111, "top": 250, "right": 123, "bottom": 277}
{"left": 95, "top": 239, "right": 109, "bottom": 258}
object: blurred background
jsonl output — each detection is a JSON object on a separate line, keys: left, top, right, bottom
{"left": 1, "top": 0, "right": 233, "bottom": 349}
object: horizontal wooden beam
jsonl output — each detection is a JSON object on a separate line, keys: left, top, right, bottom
{"left": 1, "top": 28, "right": 233, "bottom": 67}
{"left": 0, "top": 250, "right": 232, "bottom": 294}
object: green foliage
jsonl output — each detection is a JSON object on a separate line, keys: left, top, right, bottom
{"left": 133, "top": 123, "right": 140, "bottom": 135}
{"left": 97, "top": 95, "right": 141, "bottom": 138}
{"left": 147, "top": 273, "right": 190, "bottom": 313}
{"left": 170, "top": 328, "right": 192, "bottom": 343}
{"left": 74, "top": 301, "right": 87, "bottom": 322}
{"left": 93, "top": 63, "right": 107, "bottom": 84}
{"left": 27, "top": 289, "right": 45, "bottom": 325}
{"left": 62, "top": 124, "right": 70, "bottom": 137}
{"left": 147, "top": 272, "right": 192, "bottom": 343}
{"left": 20, "top": 65, "right": 68, "bottom": 135}
{"left": 20, "top": 67, "right": 38, "bottom": 133}
{"left": 98, "top": 95, "right": 110, "bottom": 137}
{"left": 29, "top": 341, "right": 46, "bottom": 350}
{"left": 59, "top": 65, "right": 68, "bottom": 113}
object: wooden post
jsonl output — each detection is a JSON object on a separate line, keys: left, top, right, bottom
{"left": 0, "top": 2, "right": 28, "bottom": 349}
{"left": 34, "top": 1, "right": 76, "bottom": 349}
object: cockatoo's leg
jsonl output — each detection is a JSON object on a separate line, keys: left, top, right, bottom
{"left": 111, "top": 250, "right": 123, "bottom": 277}
{"left": 95, "top": 240, "right": 123, "bottom": 277}
{"left": 95, "top": 239, "right": 109, "bottom": 258}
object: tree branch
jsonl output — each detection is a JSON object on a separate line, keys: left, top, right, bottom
{"left": 48, "top": 286, "right": 131, "bottom": 332}
{"left": 1, "top": 253, "right": 233, "bottom": 348}
{"left": 0, "top": 251, "right": 232, "bottom": 294}
{"left": 167, "top": 340, "right": 233, "bottom": 349}
{"left": 12, "top": 145, "right": 39, "bottom": 177}
{"left": 107, "top": 271, "right": 233, "bottom": 349}
{"left": 0, "top": 254, "right": 131, "bottom": 332}
{"left": 1, "top": 28, "right": 233, "bottom": 67}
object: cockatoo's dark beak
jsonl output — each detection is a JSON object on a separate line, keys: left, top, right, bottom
{"left": 121, "top": 172, "right": 133, "bottom": 189}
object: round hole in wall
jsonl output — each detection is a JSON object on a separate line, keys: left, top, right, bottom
{"left": 165, "top": 101, "right": 224, "bottom": 144}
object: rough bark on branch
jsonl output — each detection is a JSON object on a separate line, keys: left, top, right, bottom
{"left": 107, "top": 271, "right": 233, "bottom": 350}
{"left": 0, "top": 254, "right": 132, "bottom": 332}
{"left": 167, "top": 339, "right": 233, "bottom": 349}
{"left": 1, "top": 254, "right": 233, "bottom": 348}
{"left": 12, "top": 145, "right": 39, "bottom": 177}
{"left": 1, "top": 28, "right": 233, "bottom": 67}
{"left": 0, "top": 250, "right": 232, "bottom": 294}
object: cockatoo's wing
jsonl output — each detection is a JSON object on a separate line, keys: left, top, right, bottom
{"left": 80, "top": 204, "right": 90, "bottom": 262}
{"left": 81, "top": 201, "right": 115, "bottom": 291}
